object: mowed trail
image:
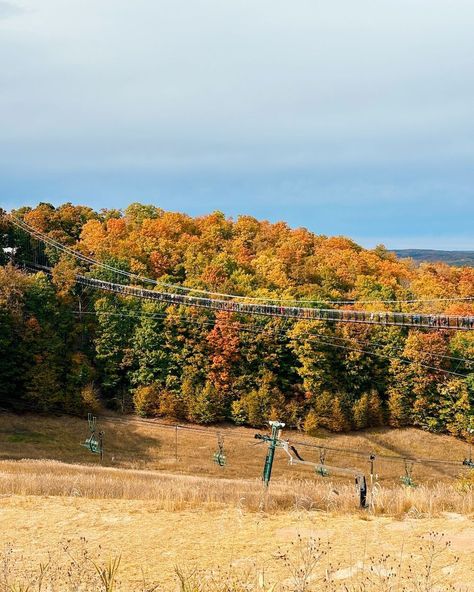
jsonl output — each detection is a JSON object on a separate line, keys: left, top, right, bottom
{"left": 1, "top": 495, "right": 473, "bottom": 590}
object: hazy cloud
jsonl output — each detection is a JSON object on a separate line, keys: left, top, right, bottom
{"left": 1, "top": 0, "right": 473, "bottom": 247}
{"left": 0, "top": 1, "right": 22, "bottom": 18}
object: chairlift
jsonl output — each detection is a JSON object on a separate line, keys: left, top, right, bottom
{"left": 213, "top": 433, "right": 226, "bottom": 467}
{"left": 82, "top": 413, "right": 104, "bottom": 460}
{"left": 84, "top": 433, "right": 102, "bottom": 454}
{"left": 315, "top": 465, "right": 329, "bottom": 477}
{"left": 400, "top": 459, "right": 416, "bottom": 487}
{"left": 315, "top": 447, "right": 329, "bottom": 477}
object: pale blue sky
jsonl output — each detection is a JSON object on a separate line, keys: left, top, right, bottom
{"left": 1, "top": 1, "right": 473, "bottom": 249}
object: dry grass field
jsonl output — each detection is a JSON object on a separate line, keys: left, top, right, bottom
{"left": 1, "top": 494, "right": 474, "bottom": 591}
{"left": 1, "top": 459, "right": 474, "bottom": 515}
{"left": 1, "top": 413, "right": 474, "bottom": 590}
{"left": 0, "top": 412, "right": 472, "bottom": 483}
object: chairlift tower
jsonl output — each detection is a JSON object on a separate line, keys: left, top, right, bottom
{"left": 255, "top": 421, "right": 369, "bottom": 508}
{"left": 254, "top": 421, "right": 285, "bottom": 487}
{"left": 464, "top": 426, "right": 474, "bottom": 468}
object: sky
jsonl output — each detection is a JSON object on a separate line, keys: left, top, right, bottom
{"left": 1, "top": 0, "right": 473, "bottom": 249}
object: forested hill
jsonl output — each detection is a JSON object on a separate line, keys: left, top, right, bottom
{"left": 1, "top": 202, "right": 473, "bottom": 437}
{"left": 393, "top": 249, "right": 474, "bottom": 267}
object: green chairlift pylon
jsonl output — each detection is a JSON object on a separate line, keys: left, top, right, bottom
{"left": 255, "top": 420, "right": 370, "bottom": 510}
{"left": 254, "top": 421, "right": 285, "bottom": 487}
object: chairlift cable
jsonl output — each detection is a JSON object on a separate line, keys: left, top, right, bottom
{"left": 71, "top": 309, "right": 472, "bottom": 375}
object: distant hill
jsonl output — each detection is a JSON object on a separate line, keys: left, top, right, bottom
{"left": 392, "top": 249, "right": 474, "bottom": 267}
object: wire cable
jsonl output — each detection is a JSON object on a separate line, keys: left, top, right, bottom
{"left": 73, "top": 309, "right": 472, "bottom": 377}
{"left": 74, "top": 308, "right": 474, "bottom": 365}
{"left": 7, "top": 214, "right": 474, "bottom": 306}
{"left": 287, "top": 439, "right": 465, "bottom": 467}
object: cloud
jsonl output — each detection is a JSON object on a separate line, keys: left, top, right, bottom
{"left": 0, "top": 1, "right": 473, "bottom": 175}
{"left": 0, "top": 1, "right": 22, "bottom": 18}
{"left": 0, "top": 1, "right": 473, "bottom": 247}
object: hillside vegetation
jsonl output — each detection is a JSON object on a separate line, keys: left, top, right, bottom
{"left": 1, "top": 202, "right": 473, "bottom": 438}
{"left": 0, "top": 413, "right": 472, "bottom": 485}
{"left": 0, "top": 414, "right": 474, "bottom": 516}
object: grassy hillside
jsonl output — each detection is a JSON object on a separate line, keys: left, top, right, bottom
{"left": 1, "top": 414, "right": 474, "bottom": 590}
{"left": 0, "top": 412, "right": 471, "bottom": 485}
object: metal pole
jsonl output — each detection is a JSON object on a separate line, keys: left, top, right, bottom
{"left": 99, "top": 431, "right": 104, "bottom": 463}
{"left": 175, "top": 425, "right": 179, "bottom": 463}
{"left": 468, "top": 428, "right": 473, "bottom": 463}
{"left": 368, "top": 454, "right": 376, "bottom": 509}
{"left": 356, "top": 474, "right": 368, "bottom": 509}
{"left": 262, "top": 421, "right": 285, "bottom": 487}
{"left": 369, "top": 454, "right": 375, "bottom": 479}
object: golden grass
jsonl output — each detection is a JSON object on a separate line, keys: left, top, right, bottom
{"left": 0, "top": 412, "right": 471, "bottom": 485}
{"left": 1, "top": 411, "right": 473, "bottom": 515}
{"left": 2, "top": 414, "right": 474, "bottom": 590}
{"left": 1, "top": 496, "right": 474, "bottom": 591}
{"left": 1, "top": 459, "right": 473, "bottom": 516}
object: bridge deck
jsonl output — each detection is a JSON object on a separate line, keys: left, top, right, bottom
{"left": 76, "top": 275, "right": 474, "bottom": 330}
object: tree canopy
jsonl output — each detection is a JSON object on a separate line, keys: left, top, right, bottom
{"left": 1, "top": 202, "right": 473, "bottom": 437}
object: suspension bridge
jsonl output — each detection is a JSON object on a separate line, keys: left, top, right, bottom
{"left": 4, "top": 213, "right": 474, "bottom": 331}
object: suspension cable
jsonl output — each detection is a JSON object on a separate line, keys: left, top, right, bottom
{"left": 7, "top": 214, "right": 474, "bottom": 306}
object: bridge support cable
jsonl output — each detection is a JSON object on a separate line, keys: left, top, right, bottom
{"left": 10, "top": 263, "right": 473, "bottom": 377}
{"left": 72, "top": 273, "right": 474, "bottom": 330}
{"left": 11, "top": 263, "right": 474, "bottom": 377}
{"left": 3, "top": 213, "right": 474, "bottom": 330}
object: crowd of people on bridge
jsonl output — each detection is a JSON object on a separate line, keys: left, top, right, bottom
{"left": 77, "top": 275, "right": 474, "bottom": 330}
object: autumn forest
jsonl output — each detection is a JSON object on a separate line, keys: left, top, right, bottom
{"left": 1, "top": 202, "right": 473, "bottom": 437}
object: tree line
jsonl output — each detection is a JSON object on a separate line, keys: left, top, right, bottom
{"left": 0, "top": 202, "right": 473, "bottom": 436}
